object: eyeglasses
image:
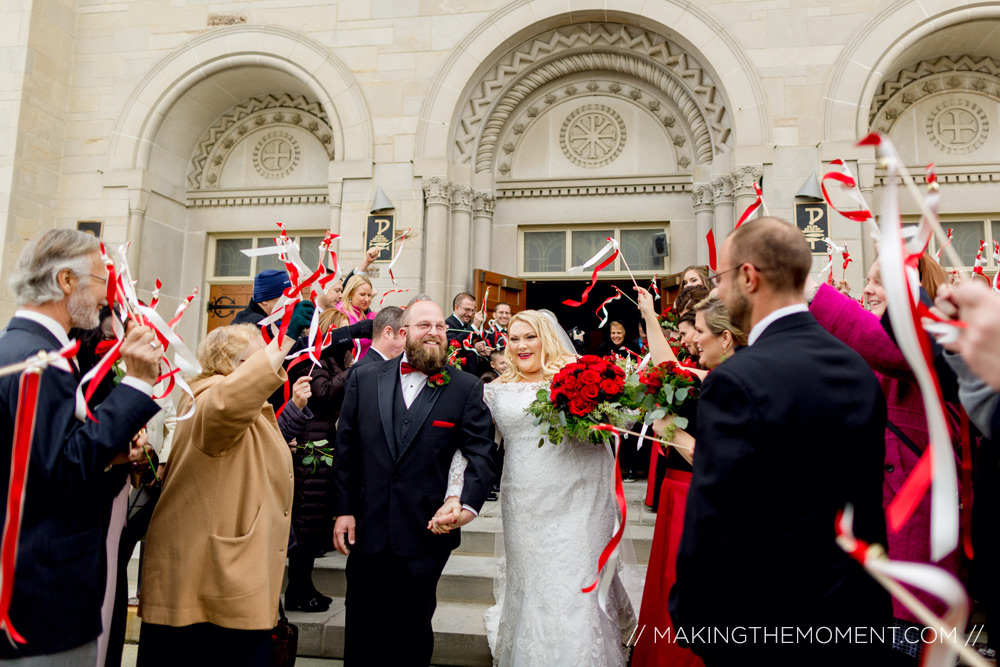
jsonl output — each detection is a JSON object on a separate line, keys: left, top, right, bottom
{"left": 708, "top": 264, "right": 760, "bottom": 287}
{"left": 88, "top": 273, "right": 108, "bottom": 285}
{"left": 410, "top": 322, "right": 448, "bottom": 333}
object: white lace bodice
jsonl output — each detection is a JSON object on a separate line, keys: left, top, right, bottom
{"left": 482, "top": 380, "right": 635, "bottom": 666}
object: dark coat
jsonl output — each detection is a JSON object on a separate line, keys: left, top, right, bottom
{"left": 445, "top": 314, "right": 489, "bottom": 376}
{"left": 0, "top": 317, "right": 160, "bottom": 658}
{"left": 333, "top": 358, "right": 495, "bottom": 558}
{"left": 286, "top": 352, "right": 350, "bottom": 555}
{"left": 231, "top": 300, "right": 269, "bottom": 326}
{"left": 669, "top": 311, "right": 892, "bottom": 664}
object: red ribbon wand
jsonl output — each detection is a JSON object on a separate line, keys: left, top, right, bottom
{"left": 0, "top": 341, "right": 80, "bottom": 645}
{"left": 582, "top": 424, "right": 627, "bottom": 615}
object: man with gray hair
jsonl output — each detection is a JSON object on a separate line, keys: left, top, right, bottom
{"left": 349, "top": 306, "right": 406, "bottom": 372}
{"left": 0, "top": 229, "right": 163, "bottom": 664}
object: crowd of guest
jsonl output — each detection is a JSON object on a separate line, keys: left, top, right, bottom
{"left": 2, "top": 223, "right": 1000, "bottom": 666}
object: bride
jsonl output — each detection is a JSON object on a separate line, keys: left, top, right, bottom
{"left": 478, "top": 309, "right": 635, "bottom": 666}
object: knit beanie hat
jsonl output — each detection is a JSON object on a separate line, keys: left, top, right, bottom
{"left": 253, "top": 269, "right": 290, "bottom": 302}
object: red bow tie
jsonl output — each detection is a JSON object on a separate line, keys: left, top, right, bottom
{"left": 400, "top": 361, "right": 420, "bottom": 375}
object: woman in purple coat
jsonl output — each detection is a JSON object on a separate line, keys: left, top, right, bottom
{"left": 806, "top": 261, "right": 963, "bottom": 663}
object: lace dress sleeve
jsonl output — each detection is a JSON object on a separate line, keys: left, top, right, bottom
{"left": 445, "top": 449, "right": 468, "bottom": 500}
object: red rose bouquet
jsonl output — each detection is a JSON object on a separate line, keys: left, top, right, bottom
{"left": 527, "top": 355, "right": 632, "bottom": 445}
{"left": 634, "top": 361, "right": 699, "bottom": 439}
{"left": 446, "top": 340, "right": 466, "bottom": 370}
{"left": 657, "top": 305, "right": 681, "bottom": 331}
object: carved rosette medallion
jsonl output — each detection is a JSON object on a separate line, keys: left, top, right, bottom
{"left": 560, "top": 105, "right": 627, "bottom": 168}
{"left": 252, "top": 130, "right": 300, "bottom": 180}
{"left": 926, "top": 98, "right": 989, "bottom": 155}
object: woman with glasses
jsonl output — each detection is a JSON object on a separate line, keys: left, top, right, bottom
{"left": 630, "top": 288, "right": 746, "bottom": 667}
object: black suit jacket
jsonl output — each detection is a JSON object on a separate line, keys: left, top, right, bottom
{"left": 333, "top": 358, "right": 495, "bottom": 558}
{"left": 669, "top": 312, "right": 891, "bottom": 662}
{"left": 0, "top": 318, "right": 160, "bottom": 658}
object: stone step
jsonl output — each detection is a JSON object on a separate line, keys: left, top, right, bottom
{"left": 289, "top": 597, "right": 492, "bottom": 666}
{"left": 454, "top": 515, "right": 654, "bottom": 561}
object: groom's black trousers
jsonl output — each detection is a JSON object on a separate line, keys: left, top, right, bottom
{"left": 344, "top": 546, "right": 450, "bottom": 666}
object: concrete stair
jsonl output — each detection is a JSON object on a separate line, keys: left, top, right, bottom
{"left": 288, "top": 480, "right": 655, "bottom": 665}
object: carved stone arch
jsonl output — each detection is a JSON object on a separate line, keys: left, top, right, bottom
{"left": 416, "top": 1, "right": 770, "bottom": 166}
{"left": 491, "top": 74, "right": 696, "bottom": 178}
{"left": 474, "top": 50, "right": 719, "bottom": 173}
{"left": 188, "top": 94, "right": 334, "bottom": 189}
{"left": 107, "top": 25, "right": 372, "bottom": 174}
{"left": 457, "top": 23, "right": 730, "bottom": 172}
{"left": 822, "top": 0, "right": 1000, "bottom": 143}
{"left": 869, "top": 55, "right": 1000, "bottom": 133}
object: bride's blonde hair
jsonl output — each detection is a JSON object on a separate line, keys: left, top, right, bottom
{"left": 498, "top": 310, "right": 569, "bottom": 383}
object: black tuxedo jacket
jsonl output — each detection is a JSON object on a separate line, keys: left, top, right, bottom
{"left": 669, "top": 312, "right": 891, "bottom": 659}
{"left": 0, "top": 318, "right": 160, "bottom": 658}
{"left": 333, "top": 357, "right": 495, "bottom": 558}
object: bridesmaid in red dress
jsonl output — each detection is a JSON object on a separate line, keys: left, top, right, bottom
{"left": 631, "top": 288, "right": 746, "bottom": 667}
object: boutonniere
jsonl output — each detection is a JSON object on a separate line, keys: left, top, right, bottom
{"left": 427, "top": 368, "right": 451, "bottom": 388}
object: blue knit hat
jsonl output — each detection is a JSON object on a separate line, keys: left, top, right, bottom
{"left": 253, "top": 269, "right": 290, "bottom": 302}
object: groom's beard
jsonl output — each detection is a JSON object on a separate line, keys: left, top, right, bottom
{"left": 405, "top": 333, "right": 447, "bottom": 374}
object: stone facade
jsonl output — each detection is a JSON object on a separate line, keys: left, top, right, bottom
{"left": 2, "top": 0, "right": 1000, "bottom": 341}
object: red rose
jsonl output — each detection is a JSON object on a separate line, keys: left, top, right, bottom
{"left": 580, "top": 383, "right": 600, "bottom": 400}
{"left": 580, "top": 370, "right": 601, "bottom": 385}
{"left": 589, "top": 361, "right": 608, "bottom": 373}
{"left": 600, "top": 379, "right": 620, "bottom": 395}
{"left": 578, "top": 355, "right": 601, "bottom": 365}
{"left": 561, "top": 375, "right": 580, "bottom": 390}
{"left": 568, "top": 397, "right": 592, "bottom": 416}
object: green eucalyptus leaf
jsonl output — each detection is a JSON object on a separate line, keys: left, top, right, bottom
{"left": 558, "top": 411, "right": 567, "bottom": 427}
{"left": 301, "top": 455, "right": 315, "bottom": 466}
{"left": 675, "top": 388, "right": 688, "bottom": 402}
{"left": 662, "top": 385, "right": 675, "bottom": 402}
{"left": 649, "top": 408, "right": 667, "bottom": 421}
{"left": 322, "top": 456, "right": 334, "bottom": 466}
{"left": 312, "top": 439, "right": 328, "bottom": 447}
{"left": 673, "top": 416, "right": 689, "bottom": 430}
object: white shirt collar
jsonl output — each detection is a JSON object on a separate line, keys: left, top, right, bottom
{"left": 15, "top": 310, "right": 71, "bottom": 348}
{"left": 747, "top": 303, "right": 809, "bottom": 346}
{"left": 370, "top": 346, "right": 390, "bottom": 361}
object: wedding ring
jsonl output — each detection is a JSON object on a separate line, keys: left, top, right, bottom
{"left": 149, "top": 341, "right": 159, "bottom": 349}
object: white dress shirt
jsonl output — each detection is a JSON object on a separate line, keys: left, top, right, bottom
{"left": 747, "top": 303, "right": 809, "bottom": 346}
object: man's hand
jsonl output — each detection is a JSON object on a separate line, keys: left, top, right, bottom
{"left": 836, "top": 279, "right": 851, "bottom": 296}
{"left": 111, "top": 430, "right": 151, "bottom": 466}
{"left": 429, "top": 506, "right": 476, "bottom": 533}
{"left": 474, "top": 340, "right": 491, "bottom": 357}
{"left": 291, "top": 376, "right": 312, "bottom": 410}
{"left": 941, "top": 282, "right": 1000, "bottom": 390}
{"left": 120, "top": 325, "right": 161, "bottom": 385}
{"left": 472, "top": 311, "right": 485, "bottom": 330}
{"left": 427, "top": 496, "right": 462, "bottom": 534}
{"left": 333, "top": 515, "right": 356, "bottom": 555}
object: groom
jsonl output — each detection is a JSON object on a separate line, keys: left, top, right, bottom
{"left": 333, "top": 299, "right": 495, "bottom": 666}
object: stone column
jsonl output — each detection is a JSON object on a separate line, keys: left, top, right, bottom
{"left": 422, "top": 177, "right": 452, "bottom": 307}
{"left": 732, "top": 165, "right": 763, "bottom": 224}
{"left": 692, "top": 184, "right": 715, "bottom": 267}
{"left": 712, "top": 174, "right": 736, "bottom": 243}
{"left": 327, "top": 179, "right": 343, "bottom": 237}
{"left": 126, "top": 186, "right": 150, "bottom": 269}
{"left": 471, "top": 192, "right": 495, "bottom": 278}
{"left": 448, "top": 185, "right": 474, "bottom": 298}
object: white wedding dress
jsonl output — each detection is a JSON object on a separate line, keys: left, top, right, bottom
{"left": 481, "top": 380, "right": 636, "bottom": 667}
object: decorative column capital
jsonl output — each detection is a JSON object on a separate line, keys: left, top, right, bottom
{"left": 711, "top": 175, "right": 734, "bottom": 204}
{"left": 732, "top": 165, "right": 763, "bottom": 197}
{"left": 128, "top": 186, "right": 151, "bottom": 214}
{"left": 473, "top": 192, "right": 495, "bottom": 217}
{"left": 422, "top": 177, "right": 453, "bottom": 206}
{"left": 451, "top": 185, "right": 474, "bottom": 213}
{"left": 692, "top": 183, "right": 714, "bottom": 212}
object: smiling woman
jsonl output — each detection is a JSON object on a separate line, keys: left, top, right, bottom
{"left": 498, "top": 310, "right": 571, "bottom": 384}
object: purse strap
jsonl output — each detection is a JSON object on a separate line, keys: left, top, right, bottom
{"left": 278, "top": 600, "right": 288, "bottom": 623}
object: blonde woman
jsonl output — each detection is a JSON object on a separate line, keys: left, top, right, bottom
{"left": 479, "top": 309, "right": 636, "bottom": 666}
{"left": 137, "top": 308, "right": 312, "bottom": 666}
{"left": 335, "top": 274, "right": 377, "bottom": 360}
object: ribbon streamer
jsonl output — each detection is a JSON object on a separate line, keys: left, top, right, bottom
{"left": 378, "top": 289, "right": 411, "bottom": 307}
{"left": 972, "top": 241, "right": 986, "bottom": 276}
{"left": 595, "top": 292, "right": 621, "bottom": 328}
{"left": 993, "top": 241, "right": 1000, "bottom": 293}
{"left": 935, "top": 229, "right": 953, "bottom": 262}
{"left": 583, "top": 425, "right": 627, "bottom": 616}
{"left": 0, "top": 342, "right": 80, "bottom": 645}
{"left": 649, "top": 276, "right": 660, "bottom": 301}
{"left": 386, "top": 228, "right": 410, "bottom": 285}
{"left": 869, "top": 133, "right": 959, "bottom": 562}
{"left": 821, "top": 159, "right": 879, "bottom": 238}
{"left": 735, "top": 182, "right": 765, "bottom": 227}
{"left": 563, "top": 245, "right": 620, "bottom": 308}
{"left": 705, "top": 230, "right": 717, "bottom": 272}
{"left": 836, "top": 506, "right": 983, "bottom": 667}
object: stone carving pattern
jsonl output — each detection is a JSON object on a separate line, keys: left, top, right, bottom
{"left": 926, "top": 98, "right": 989, "bottom": 155}
{"left": 253, "top": 130, "right": 300, "bottom": 180}
{"left": 870, "top": 55, "right": 1000, "bottom": 130}
{"left": 473, "top": 192, "right": 496, "bottom": 216}
{"left": 422, "top": 177, "right": 453, "bottom": 207}
{"left": 188, "top": 94, "right": 333, "bottom": 189}
{"left": 451, "top": 185, "right": 474, "bottom": 212}
{"left": 559, "top": 105, "right": 627, "bottom": 168}
{"left": 692, "top": 183, "right": 714, "bottom": 211}
{"left": 732, "top": 165, "right": 763, "bottom": 196}
{"left": 457, "top": 23, "right": 730, "bottom": 172}
{"left": 712, "top": 175, "right": 735, "bottom": 204}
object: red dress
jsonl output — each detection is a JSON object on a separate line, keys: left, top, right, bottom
{"left": 632, "top": 465, "right": 704, "bottom": 667}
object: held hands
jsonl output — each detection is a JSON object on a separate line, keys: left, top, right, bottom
{"left": 427, "top": 496, "right": 475, "bottom": 534}
{"left": 333, "top": 515, "right": 356, "bottom": 555}
{"left": 119, "top": 325, "right": 161, "bottom": 385}
{"left": 291, "top": 376, "right": 312, "bottom": 410}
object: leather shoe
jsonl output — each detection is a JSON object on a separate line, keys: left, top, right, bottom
{"left": 487, "top": 490, "right": 499, "bottom": 501}
{"left": 284, "top": 592, "right": 330, "bottom": 613}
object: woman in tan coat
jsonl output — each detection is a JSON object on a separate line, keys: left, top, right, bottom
{"left": 137, "top": 321, "right": 301, "bottom": 666}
